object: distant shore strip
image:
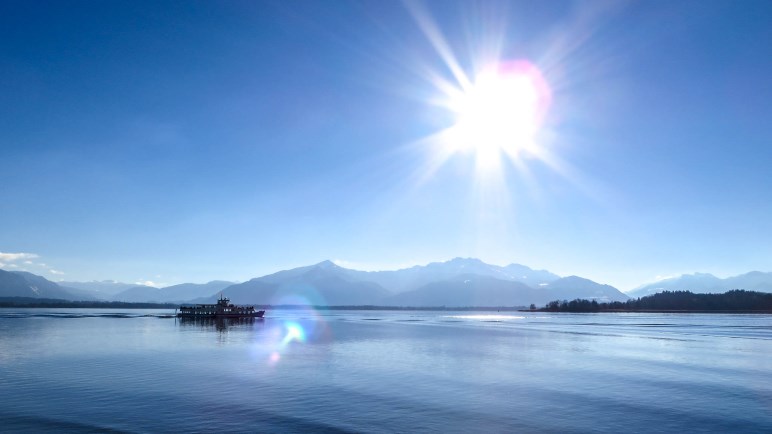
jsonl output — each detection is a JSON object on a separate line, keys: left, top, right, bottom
{"left": 1, "top": 290, "right": 771, "bottom": 313}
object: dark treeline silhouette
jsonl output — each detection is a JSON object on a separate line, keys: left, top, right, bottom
{"left": 0, "top": 297, "right": 529, "bottom": 310}
{"left": 540, "top": 290, "right": 772, "bottom": 312}
{"left": 544, "top": 299, "right": 601, "bottom": 312}
{"left": 0, "top": 297, "right": 178, "bottom": 309}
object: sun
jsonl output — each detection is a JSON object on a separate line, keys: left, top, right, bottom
{"left": 445, "top": 61, "right": 551, "bottom": 168}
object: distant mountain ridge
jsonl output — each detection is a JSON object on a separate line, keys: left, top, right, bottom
{"left": 8, "top": 259, "right": 771, "bottom": 307}
{"left": 0, "top": 272, "right": 235, "bottom": 304}
{"left": 629, "top": 271, "right": 772, "bottom": 297}
{"left": 0, "top": 270, "right": 81, "bottom": 300}
{"left": 344, "top": 257, "right": 560, "bottom": 293}
{"left": 198, "top": 258, "right": 626, "bottom": 307}
{"left": 384, "top": 274, "right": 628, "bottom": 307}
{"left": 58, "top": 280, "right": 144, "bottom": 297}
{"left": 0, "top": 259, "right": 627, "bottom": 306}
{"left": 111, "top": 281, "right": 235, "bottom": 303}
{"left": 216, "top": 262, "right": 390, "bottom": 306}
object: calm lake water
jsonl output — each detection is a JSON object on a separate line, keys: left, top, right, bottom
{"left": 0, "top": 308, "right": 770, "bottom": 433}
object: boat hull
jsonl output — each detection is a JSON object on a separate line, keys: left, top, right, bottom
{"left": 177, "top": 310, "right": 265, "bottom": 318}
{"left": 177, "top": 295, "right": 265, "bottom": 319}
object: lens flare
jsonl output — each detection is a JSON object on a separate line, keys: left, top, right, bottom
{"left": 253, "top": 312, "right": 331, "bottom": 367}
{"left": 282, "top": 322, "right": 306, "bottom": 345}
{"left": 260, "top": 321, "right": 308, "bottom": 366}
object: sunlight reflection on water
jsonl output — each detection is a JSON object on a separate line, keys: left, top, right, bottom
{"left": 445, "top": 314, "right": 525, "bottom": 320}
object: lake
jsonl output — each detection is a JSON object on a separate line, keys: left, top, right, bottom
{"left": 0, "top": 309, "right": 770, "bottom": 432}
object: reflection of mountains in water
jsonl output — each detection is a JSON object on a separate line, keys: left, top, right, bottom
{"left": 177, "top": 316, "right": 263, "bottom": 331}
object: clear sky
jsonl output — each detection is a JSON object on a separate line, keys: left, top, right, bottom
{"left": 1, "top": 0, "right": 771, "bottom": 291}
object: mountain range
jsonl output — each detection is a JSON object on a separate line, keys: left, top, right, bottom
{"left": 628, "top": 271, "right": 772, "bottom": 297}
{"left": 0, "top": 258, "right": 624, "bottom": 307}
{"left": 0, "top": 270, "right": 84, "bottom": 300}
{"left": 2, "top": 259, "right": 771, "bottom": 307}
{"left": 109, "top": 281, "right": 236, "bottom": 303}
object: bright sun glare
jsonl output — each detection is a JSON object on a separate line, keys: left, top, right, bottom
{"left": 445, "top": 61, "right": 551, "bottom": 169}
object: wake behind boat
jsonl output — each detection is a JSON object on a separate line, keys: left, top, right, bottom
{"left": 177, "top": 295, "right": 265, "bottom": 318}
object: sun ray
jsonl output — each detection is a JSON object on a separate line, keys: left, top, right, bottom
{"left": 404, "top": 0, "right": 472, "bottom": 91}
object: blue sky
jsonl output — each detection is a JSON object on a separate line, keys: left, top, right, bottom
{"left": 1, "top": 0, "right": 771, "bottom": 291}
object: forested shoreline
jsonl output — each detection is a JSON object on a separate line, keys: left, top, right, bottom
{"left": 0, "top": 298, "right": 178, "bottom": 309}
{"left": 3, "top": 290, "right": 772, "bottom": 312}
{"left": 537, "top": 290, "right": 772, "bottom": 312}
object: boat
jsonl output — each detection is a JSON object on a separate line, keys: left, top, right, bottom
{"left": 177, "top": 294, "right": 265, "bottom": 318}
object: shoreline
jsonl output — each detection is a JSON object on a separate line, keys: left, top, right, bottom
{"left": 525, "top": 309, "right": 772, "bottom": 314}
{"left": 2, "top": 303, "right": 771, "bottom": 314}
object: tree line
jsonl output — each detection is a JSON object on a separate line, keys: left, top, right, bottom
{"left": 538, "top": 290, "right": 772, "bottom": 312}
{"left": 0, "top": 297, "right": 179, "bottom": 309}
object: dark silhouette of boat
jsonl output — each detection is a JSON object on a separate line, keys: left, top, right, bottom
{"left": 177, "top": 295, "right": 265, "bottom": 318}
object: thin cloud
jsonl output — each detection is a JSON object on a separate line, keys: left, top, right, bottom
{"left": 0, "top": 252, "right": 39, "bottom": 262}
{"left": 1, "top": 253, "right": 66, "bottom": 278}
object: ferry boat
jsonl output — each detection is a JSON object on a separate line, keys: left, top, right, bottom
{"left": 177, "top": 295, "right": 265, "bottom": 318}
